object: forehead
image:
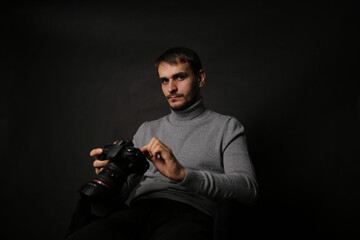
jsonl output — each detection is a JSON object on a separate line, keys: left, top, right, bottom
{"left": 157, "top": 62, "right": 192, "bottom": 78}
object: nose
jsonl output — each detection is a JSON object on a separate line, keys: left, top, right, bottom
{"left": 168, "top": 79, "right": 177, "bottom": 93}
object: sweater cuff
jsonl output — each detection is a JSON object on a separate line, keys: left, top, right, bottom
{"left": 179, "top": 168, "right": 204, "bottom": 192}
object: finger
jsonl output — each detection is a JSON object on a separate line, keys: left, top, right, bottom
{"left": 149, "top": 144, "right": 167, "bottom": 163}
{"left": 148, "top": 142, "right": 162, "bottom": 159}
{"left": 95, "top": 167, "right": 104, "bottom": 175}
{"left": 140, "top": 144, "right": 152, "bottom": 158}
{"left": 90, "top": 148, "right": 103, "bottom": 158}
{"left": 140, "top": 144, "right": 149, "bottom": 153}
{"left": 146, "top": 138, "right": 157, "bottom": 152}
{"left": 151, "top": 143, "right": 162, "bottom": 156}
{"left": 141, "top": 137, "right": 165, "bottom": 160}
{"left": 144, "top": 138, "right": 158, "bottom": 158}
{"left": 93, "top": 159, "right": 110, "bottom": 168}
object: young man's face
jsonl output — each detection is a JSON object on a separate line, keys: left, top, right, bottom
{"left": 158, "top": 62, "right": 205, "bottom": 111}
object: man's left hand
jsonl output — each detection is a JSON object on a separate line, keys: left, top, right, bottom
{"left": 140, "top": 137, "right": 186, "bottom": 182}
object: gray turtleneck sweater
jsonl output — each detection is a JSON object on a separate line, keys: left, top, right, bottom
{"left": 128, "top": 99, "right": 258, "bottom": 216}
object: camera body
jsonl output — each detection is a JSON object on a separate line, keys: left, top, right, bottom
{"left": 80, "top": 140, "right": 149, "bottom": 199}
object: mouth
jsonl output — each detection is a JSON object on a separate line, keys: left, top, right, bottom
{"left": 167, "top": 95, "right": 183, "bottom": 100}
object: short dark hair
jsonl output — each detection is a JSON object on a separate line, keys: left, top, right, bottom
{"left": 155, "top": 47, "right": 203, "bottom": 74}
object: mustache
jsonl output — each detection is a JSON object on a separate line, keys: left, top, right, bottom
{"left": 167, "top": 94, "right": 183, "bottom": 99}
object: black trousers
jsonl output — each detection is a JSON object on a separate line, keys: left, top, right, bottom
{"left": 66, "top": 198, "right": 213, "bottom": 240}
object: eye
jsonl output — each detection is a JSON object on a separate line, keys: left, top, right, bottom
{"left": 160, "top": 78, "right": 169, "bottom": 84}
{"left": 175, "top": 74, "right": 186, "bottom": 80}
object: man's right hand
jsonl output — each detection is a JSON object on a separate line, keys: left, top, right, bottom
{"left": 90, "top": 148, "right": 109, "bottom": 174}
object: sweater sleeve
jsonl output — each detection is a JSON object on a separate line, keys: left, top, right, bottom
{"left": 179, "top": 118, "right": 258, "bottom": 204}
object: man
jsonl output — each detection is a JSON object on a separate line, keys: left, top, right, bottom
{"left": 67, "top": 47, "right": 258, "bottom": 240}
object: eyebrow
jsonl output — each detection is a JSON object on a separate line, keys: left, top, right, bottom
{"left": 159, "top": 72, "right": 188, "bottom": 81}
{"left": 173, "top": 72, "right": 188, "bottom": 79}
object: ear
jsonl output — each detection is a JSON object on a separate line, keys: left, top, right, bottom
{"left": 198, "top": 69, "right": 206, "bottom": 88}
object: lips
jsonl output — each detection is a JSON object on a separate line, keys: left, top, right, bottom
{"left": 167, "top": 95, "right": 183, "bottom": 100}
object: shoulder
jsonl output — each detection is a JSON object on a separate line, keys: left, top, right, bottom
{"left": 207, "top": 111, "right": 248, "bottom": 152}
{"left": 207, "top": 110, "right": 245, "bottom": 131}
{"left": 138, "top": 114, "right": 170, "bottom": 130}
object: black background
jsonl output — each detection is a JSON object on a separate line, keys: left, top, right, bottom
{"left": 2, "top": 0, "right": 359, "bottom": 239}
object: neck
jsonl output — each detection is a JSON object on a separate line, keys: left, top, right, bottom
{"left": 170, "top": 98, "right": 206, "bottom": 121}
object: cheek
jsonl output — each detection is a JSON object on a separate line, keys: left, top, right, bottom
{"left": 184, "top": 81, "right": 198, "bottom": 97}
{"left": 180, "top": 82, "right": 192, "bottom": 95}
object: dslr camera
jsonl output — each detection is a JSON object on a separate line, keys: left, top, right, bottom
{"left": 80, "top": 140, "right": 149, "bottom": 199}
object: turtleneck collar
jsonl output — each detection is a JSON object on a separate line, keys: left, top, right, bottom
{"left": 169, "top": 98, "right": 206, "bottom": 121}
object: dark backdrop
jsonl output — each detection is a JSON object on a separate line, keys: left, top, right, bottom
{"left": 2, "top": 1, "right": 359, "bottom": 239}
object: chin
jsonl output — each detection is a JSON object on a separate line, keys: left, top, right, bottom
{"left": 169, "top": 100, "right": 191, "bottom": 111}
{"left": 169, "top": 104, "right": 182, "bottom": 111}
{"left": 170, "top": 105, "right": 185, "bottom": 111}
